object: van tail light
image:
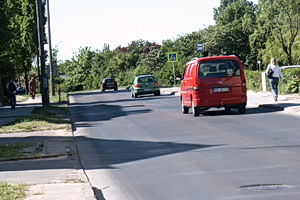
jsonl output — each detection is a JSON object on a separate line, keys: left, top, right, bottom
{"left": 135, "top": 84, "right": 140, "bottom": 88}
{"left": 242, "top": 81, "right": 247, "bottom": 92}
{"left": 154, "top": 82, "right": 159, "bottom": 86}
{"left": 193, "top": 84, "right": 200, "bottom": 90}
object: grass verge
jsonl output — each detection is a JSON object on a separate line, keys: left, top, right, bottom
{"left": 0, "top": 105, "right": 71, "bottom": 133}
{"left": 0, "top": 182, "right": 28, "bottom": 200}
{"left": 0, "top": 143, "right": 43, "bottom": 160}
{"left": 0, "top": 92, "right": 70, "bottom": 133}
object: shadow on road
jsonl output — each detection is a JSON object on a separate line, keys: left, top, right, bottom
{"left": 0, "top": 136, "right": 222, "bottom": 171}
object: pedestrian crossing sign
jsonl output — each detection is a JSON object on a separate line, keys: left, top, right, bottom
{"left": 167, "top": 52, "right": 178, "bottom": 63}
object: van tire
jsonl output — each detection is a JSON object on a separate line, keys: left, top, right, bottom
{"left": 191, "top": 99, "right": 200, "bottom": 116}
{"left": 225, "top": 106, "right": 231, "bottom": 112}
{"left": 181, "top": 99, "right": 189, "bottom": 114}
{"left": 238, "top": 105, "right": 246, "bottom": 114}
{"left": 154, "top": 91, "right": 160, "bottom": 96}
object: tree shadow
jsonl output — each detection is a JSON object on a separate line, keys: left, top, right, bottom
{"left": 68, "top": 102, "right": 152, "bottom": 129}
{"left": 0, "top": 136, "right": 223, "bottom": 171}
{"left": 69, "top": 90, "right": 171, "bottom": 106}
{"left": 70, "top": 89, "right": 129, "bottom": 97}
{"left": 258, "top": 103, "right": 300, "bottom": 111}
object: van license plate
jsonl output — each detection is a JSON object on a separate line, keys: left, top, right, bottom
{"left": 213, "top": 87, "right": 229, "bottom": 93}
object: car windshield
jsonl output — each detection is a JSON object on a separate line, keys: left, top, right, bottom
{"left": 105, "top": 79, "right": 114, "bottom": 83}
{"left": 198, "top": 60, "right": 240, "bottom": 78}
{"left": 137, "top": 76, "right": 155, "bottom": 83}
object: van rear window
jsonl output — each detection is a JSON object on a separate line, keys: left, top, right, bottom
{"left": 198, "top": 60, "right": 241, "bottom": 79}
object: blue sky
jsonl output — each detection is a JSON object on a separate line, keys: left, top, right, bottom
{"left": 48, "top": 0, "right": 258, "bottom": 61}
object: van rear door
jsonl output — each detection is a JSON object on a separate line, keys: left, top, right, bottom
{"left": 197, "top": 59, "right": 245, "bottom": 105}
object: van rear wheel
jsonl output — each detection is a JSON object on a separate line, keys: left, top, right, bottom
{"left": 238, "top": 104, "right": 246, "bottom": 114}
{"left": 181, "top": 99, "right": 189, "bottom": 114}
{"left": 225, "top": 106, "right": 231, "bottom": 112}
{"left": 191, "top": 99, "right": 200, "bottom": 116}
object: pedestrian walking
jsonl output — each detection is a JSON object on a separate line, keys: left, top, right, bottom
{"left": 265, "top": 58, "right": 284, "bottom": 101}
{"left": 29, "top": 76, "right": 37, "bottom": 99}
{"left": 6, "top": 80, "right": 17, "bottom": 110}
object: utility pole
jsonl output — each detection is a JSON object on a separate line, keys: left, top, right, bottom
{"left": 36, "top": 0, "right": 49, "bottom": 106}
{"left": 47, "top": 0, "right": 55, "bottom": 96}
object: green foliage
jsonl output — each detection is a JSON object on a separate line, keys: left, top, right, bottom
{"left": 281, "top": 68, "right": 300, "bottom": 93}
{"left": 244, "top": 69, "right": 262, "bottom": 91}
{"left": 251, "top": 0, "right": 300, "bottom": 66}
{"left": 2, "top": 0, "right": 300, "bottom": 99}
{"left": 211, "top": 0, "right": 256, "bottom": 62}
{"left": 244, "top": 68, "right": 300, "bottom": 94}
{"left": 1, "top": 0, "right": 47, "bottom": 103}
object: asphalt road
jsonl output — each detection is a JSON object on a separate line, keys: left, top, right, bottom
{"left": 69, "top": 89, "right": 300, "bottom": 200}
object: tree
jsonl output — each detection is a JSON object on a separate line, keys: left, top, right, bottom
{"left": 64, "top": 47, "right": 97, "bottom": 90}
{"left": 5, "top": 0, "right": 45, "bottom": 93}
{"left": 0, "top": 0, "right": 13, "bottom": 81}
{"left": 211, "top": 0, "right": 256, "bottom": 64}
{"left": 252, "top": 0, "right": 300, "bottom": 66}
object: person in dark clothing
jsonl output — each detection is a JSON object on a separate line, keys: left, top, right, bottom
{"left": 29, "top": 76, "right": 37, "bottom": 99}
{"left": 6, "top": 80, "right": 17, "bottom": 110}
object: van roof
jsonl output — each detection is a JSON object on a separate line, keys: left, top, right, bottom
{"left": 189, "top": 55, "right": 240, "bottom": 63}
{"left": 136, "top": 74, "right": 154, "bottom": 78}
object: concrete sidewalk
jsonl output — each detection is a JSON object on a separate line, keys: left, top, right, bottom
{"left": 0, "top": 97, "right": 42, "bottom": 126}
{"left": 0, "top": 97, "right": 96, "bottom": 200}
{"left": 0, "top": 89, "right": 299, "bottom": 200}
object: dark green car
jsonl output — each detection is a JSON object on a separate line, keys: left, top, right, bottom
{"left": 131, "top": 75, "right": 160, "bottom": 98}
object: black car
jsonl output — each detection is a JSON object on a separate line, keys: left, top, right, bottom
{"left": 101, "top": 78, "right": 118, "bottom": 91}
{"left": 16, "top": 87, "right": 26, "bottom": 95}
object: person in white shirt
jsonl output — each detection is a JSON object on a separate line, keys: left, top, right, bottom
{"left": 265, "top": 58, "right": 284, "bottom": 101}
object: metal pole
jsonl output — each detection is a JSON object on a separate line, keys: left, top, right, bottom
{"left": 172, "top": 62, "right": 176, "bottom": 86}
{"left": 47, "top": 0, "right": 55, "bottom": 96}
{"left": 36, "top": 0, "right": 49, "bottom": 106}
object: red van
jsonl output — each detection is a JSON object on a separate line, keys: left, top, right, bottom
{"left": 180, "top": 56, "right": 247, "bottom": 116}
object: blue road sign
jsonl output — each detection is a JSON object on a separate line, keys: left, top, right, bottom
{"left": 167, "top": 52, "right": 178, "bottom": 62}
{"left": 197, "top": 43, "right": 203, "bottom": 52}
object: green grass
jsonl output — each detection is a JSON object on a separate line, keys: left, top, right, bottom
{"left": 16, "top": 95, "right": 30, "bottom": 102}
{"left": 0, "top": 105, "right": 71, "bottom": 133}
{"left": 50, "top": 93, "right": 69, "bottom": 104}
{"left": 0, "top": 143, "right": 43, "bottom": 160}
{"left": 0, "top": 182, "right": 28, "bottom": 200}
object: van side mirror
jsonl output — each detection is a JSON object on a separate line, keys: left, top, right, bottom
{"left": 176, "top": 75, "right": 183, "bottom": 81}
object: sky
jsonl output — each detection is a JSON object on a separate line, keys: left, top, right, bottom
{"left": 48, "top": 0, "right": 258, "bottom": 61}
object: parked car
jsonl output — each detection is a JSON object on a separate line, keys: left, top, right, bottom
{"left": 101, "top": 78, "right": 118, "bottom": 91}
{"left": 180, "top": 56, "right": 247, "bottom": 116}
{"left": 16, "top": 87, "right": 26, "bottom": 95}
{"left": 130, "top": 74, "right": 160, "bottom": 98}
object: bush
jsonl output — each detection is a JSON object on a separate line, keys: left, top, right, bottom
{"left": 281, "top": 68, "right": 300, "bottom": 94}
{"left": 245, "top": 68, "right": 300, "bottom": 94}
{"left": 244, "top": 70, "right": 262, "bottom": 91}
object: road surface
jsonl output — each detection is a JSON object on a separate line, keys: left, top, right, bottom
{"left": 69, "top": 89, "right": 300, "bottom": 200}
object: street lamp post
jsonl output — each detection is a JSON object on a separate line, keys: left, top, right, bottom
{"left": 35, "top": 0, "right": 49, "bottom": 106}
{"left": 257, "top": 60, "right": 261, "bottom": 71}
{"left": 47, "top": 0, "right": 55, "bottom": 96}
